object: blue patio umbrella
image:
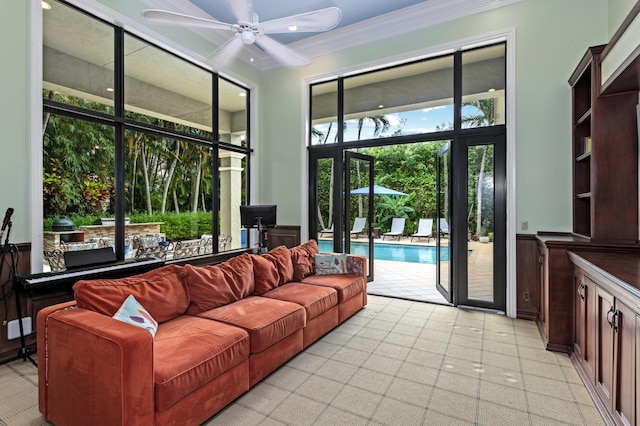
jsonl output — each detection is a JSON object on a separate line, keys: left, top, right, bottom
{"left": 350, "top": 184, "right": 407, "bottom": 196}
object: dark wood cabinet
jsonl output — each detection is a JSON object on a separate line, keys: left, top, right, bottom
{"left": 574, "top": 270, "right": 596, "bottom": 380}
{"left": 569, "top": 251, "right": 640, "bottom": 426}
{"left": 266, "top": 225, "right": 301, "bottom": 250}
{"left": 569, "top": 46, "right": 639, "bottom": 243}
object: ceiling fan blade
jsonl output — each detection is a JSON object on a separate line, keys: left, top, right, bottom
{"left": 261, "top": 7, "right": 341, "bottom": 34}
{"left": 229, "top": 0, "right": 252, "bottom": 23}
{"left": 254, "top": 35, "right": 311, "bottom": 68}
{"left": 142, "top": 9, "right": 234, "bottom": 31}
{"left": 208, "top": 35, "right": 244, "bottom": 64}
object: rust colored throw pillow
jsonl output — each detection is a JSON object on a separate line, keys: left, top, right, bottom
{"left": 73, "top": 264, "right": 189, "bottom": 323}
{"left": 184, "top": 253, "right": 255, "bottom": 315}
{"left": 262, "top": 245, "right": 294, "bottom": 285}
{"left": 251, "top": 254, "right": 279, "bottom": 295}
{"left": 290, "top": 239, "right": 319, "bottom": 281}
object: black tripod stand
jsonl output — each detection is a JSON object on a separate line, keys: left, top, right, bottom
{"left": 0, "top": 220, "right": 37, "bottom": 366}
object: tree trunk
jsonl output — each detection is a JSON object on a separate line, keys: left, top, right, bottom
{"left": 161, "top": 141, "right": 179, "bottom": 214}
{"left": 140, "top": 145, "right": 153, "bottom": 215}
{"left": 191, "top": 155, "right": 202, "bottom": 212}
{"left": 476, "top": 145, "right": 488, "bottom": 236}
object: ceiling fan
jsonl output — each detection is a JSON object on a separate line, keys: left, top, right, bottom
{"left": 142, "top": 0, "right": 342, "bottom": 68}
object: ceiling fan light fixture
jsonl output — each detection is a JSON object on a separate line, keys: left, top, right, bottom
{"left": 241, "top": 30, "right": 255, "bottom": 45}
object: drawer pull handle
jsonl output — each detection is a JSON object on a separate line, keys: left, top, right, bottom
{"left": 606, "top": 307, "right": 618, "bottom": 332}
{"left": 577, "top": 283, "right": 585, "bottom": 301}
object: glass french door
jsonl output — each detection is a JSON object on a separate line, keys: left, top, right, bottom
{"left": 436, "top": 142, "right": 453, "bottom": 303}
{"left": 437, "top": 135, "right": 506, "bottom": 311}
{"left": 310, "top": 151, "right": 374, "bottom": 281}
{"left": 459, "top": 135, "right": 506, "bottom": 310}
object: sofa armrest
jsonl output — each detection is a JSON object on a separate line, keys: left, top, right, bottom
{"left": 38, "top": 304, "right": 154, "bottom": 425}
{"left": 346, "top": 254, "right": 367, "bottom": 281}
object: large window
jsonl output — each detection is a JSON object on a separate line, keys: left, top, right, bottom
{"left": 42, "top": 0, "right": 250, "bottom": 270}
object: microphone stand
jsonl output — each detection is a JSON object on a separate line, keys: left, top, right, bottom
{"left": 0, "top": 221, "right": 37, "bottom": 366}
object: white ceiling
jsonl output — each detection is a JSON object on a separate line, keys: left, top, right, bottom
{"left": 136, "top": 0, "right": 523, "bottom": 69}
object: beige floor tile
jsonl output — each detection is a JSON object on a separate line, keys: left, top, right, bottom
{"left": 264, "top": 365, "right": 311, "bottom": 391}
{"left": 476, "top": 400, "right": 529, "bottom": 426}
{"left": 434, "top": 370, "right": 480, "bottom": 398}
{"left": 428, "top": 388, "right": 479, "bottom": 424}
{"left": 348, "top": 368, "right": 394, "bottom": 395}
{"left": 312, "top": 406, "right": 369, "bottom": 426}
{"left": 205, "top": 404, "right": 267, "bottom": 425}
{"left": 270, "top": 393, "right": 326, "bottom": 426}
{"left": 331, "top": 385, "right": 383, "bottom": 418}
{"left": 385, "top": 376, "right": 432, "bottom": 406}
{"left": 236, "top": 383, "right": 291, "bottom": 415}
{"left": 296, "top": 375, "right": 345, "bottom": 404}
{"left": 478, "top": 380, "right": 528, "bottom": 410}
{"left": 361, "top": 353, "right": 403, "bottom": 376}
{"left": 314, "top": 359, "right": 359, "bottom": 384}
{"left": 371, "top": 397, "right": 427, "bottom": 426}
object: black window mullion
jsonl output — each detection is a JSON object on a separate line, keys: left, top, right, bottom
{"left": 114, "top": 27, "right": 126, "bottom": 260}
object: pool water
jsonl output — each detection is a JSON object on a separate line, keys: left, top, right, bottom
{"left": 317, "top": 240, "right": 450, "bottom": 264}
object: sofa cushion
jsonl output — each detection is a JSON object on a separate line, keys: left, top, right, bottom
{"left": 250, "top": 254, "right": 279, "bottom": 295}
{"left": 73, "top": 265, "right": 189, "bottom": 323}
{"left": 184, "top": 253, "right": 255, "bottom": 315}
{"left": 263, "top": 245, "right": 294, "bottom": 285}
{"left": 113, "top": 295, "right": 158, "bottom": 337}
{"left": 301, "top": 274, "right": 364, "bottom": 303}
{"left": 314, "top": 253, "right": 348, "bottom": 275}
{"left": 263, "top": 282, "right": 338, "bottom": 321}
{"left": 197, "top": 296, "right": 305, "bottom": 354}
{"left": 289, "top": 240, "right": 319, "bottom": 281}
{"left": 153, "top": 315, "right": 249, "bottom": 412}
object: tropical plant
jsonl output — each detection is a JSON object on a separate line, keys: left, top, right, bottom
{"left": 376, "top": 192, "right": 415, "bottom": 230}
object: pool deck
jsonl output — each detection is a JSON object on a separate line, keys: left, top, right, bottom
{"left": 320, "top": 235, "right": 494, "bottom": 306}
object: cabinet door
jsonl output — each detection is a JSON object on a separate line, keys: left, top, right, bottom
{"left": 595, "top": 287, "right": 615, "bottom": 408}
{"left": 636, "top": 313, "right": 640, "bottom": 426}
{"left": 612, "top": 300, "right": 635, "bottom": 426}
{"left": 574, "top": 274, "right": 596, "bottom": 379}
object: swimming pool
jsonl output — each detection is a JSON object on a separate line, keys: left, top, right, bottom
{"left": 317, "top": 240, "right": 449, "bottom": 264}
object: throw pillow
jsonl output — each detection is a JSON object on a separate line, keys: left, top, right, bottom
{"left": 74, "top": 264, "right": 189, "bottom": 323}
{"left": 263, "top": 245, "right": 294, "bottom": 284}
{"left": 113, "top": 295, "right": 158, "bottom": 337}
{"left": 251, "top": 254, "right": 280, "bottom": 295}
{"left": 314, "top": 253, "right": 348, "bottom": 275}
{"left": 290, "top": 239, "right": 319, "bottom": 281}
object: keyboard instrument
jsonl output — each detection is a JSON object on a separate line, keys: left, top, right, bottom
{"left": 19, "top": 257, "right": 164, "bottom": 292}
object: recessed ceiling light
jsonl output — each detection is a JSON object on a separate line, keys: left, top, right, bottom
{"left": 288, "top": 25, "right": 298, "bottom": 31}
{"left": 106, "top": 87, "right": 114, "bottom": 92}
{"left": 239, "top": 92, "right": 246, "bottom": 97}
{"left": 42, "top": 1, "right": 51, "bottom": 10}
{"left": 488, "top": 88, "right": 496, "bottom": 92}
{"left": 378, "top": 104, "right": 384, "bottom": 109}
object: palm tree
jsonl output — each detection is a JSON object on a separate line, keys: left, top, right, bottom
{"left": 462, "top": 99, "right": 496, "bottom": 236}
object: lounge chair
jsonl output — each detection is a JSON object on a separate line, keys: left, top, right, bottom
{"left": 320, "top": 223, "right": 333, "bottom": 237}
{"left": 439, "top": 218, "right": 450, "bottom": 238}
{"left": 350, "top": 217, "right": 367, "bottom": 238}
{"left": 382, "top": 217, "right": 405, "bottom": 240}
{"left": 411, "top": 218, "right": 433, "bottom": 242}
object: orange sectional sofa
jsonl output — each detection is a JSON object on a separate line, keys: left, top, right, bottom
{"left": 37, "top": 240, "right": 367, "bottom": 426}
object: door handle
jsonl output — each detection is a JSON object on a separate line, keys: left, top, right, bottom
{"left": 606, "top": 306, "right": 618, "bottom": 332}
{"left": 577, "top": 282, "right": 585, "bottom": 301}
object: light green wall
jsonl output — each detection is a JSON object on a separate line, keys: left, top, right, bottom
{"left": 609, "top": 0, "right": 638, "bottom": 38}
{"left": 0, "top": 1, "right": 31, "bottom": 243}
{"left": 258, "top": 0, "right": 610, "bottom": 232}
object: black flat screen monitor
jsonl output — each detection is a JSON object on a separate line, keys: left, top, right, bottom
{"left": 240, "top": 205, "right": 277, "bottom": 229}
